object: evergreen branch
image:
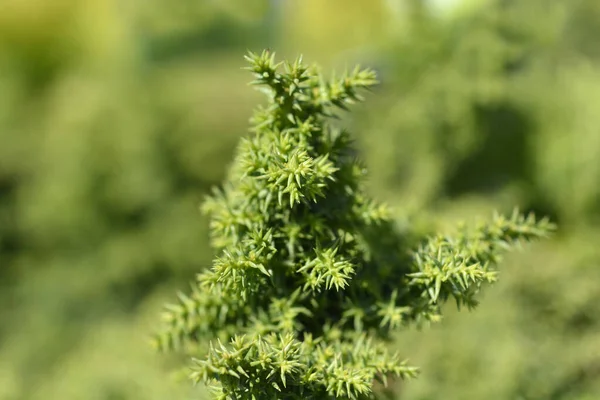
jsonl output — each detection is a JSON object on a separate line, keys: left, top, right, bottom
{"left": 153, "top": 51, "right": 554, "bottom": 399}
{"left": 407, "top": 209, "right": 556, "bottom": 309}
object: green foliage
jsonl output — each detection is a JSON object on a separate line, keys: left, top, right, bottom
{"left": 2, "top": 0, "right": 597, "bottom": 399}
{"left": 154, "top": 51, "right": 554, "bottom": 400}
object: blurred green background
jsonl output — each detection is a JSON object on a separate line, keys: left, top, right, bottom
{"left": 0, "top": 0, "right": 599, "bottom": 399}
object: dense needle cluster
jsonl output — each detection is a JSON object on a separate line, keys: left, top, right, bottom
{"left": 153, "top": 50, "right": 555, "bottom": 400}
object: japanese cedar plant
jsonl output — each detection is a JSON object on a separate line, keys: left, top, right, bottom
{"left": 153, "top": 50, "right": 555, "bottom": 400}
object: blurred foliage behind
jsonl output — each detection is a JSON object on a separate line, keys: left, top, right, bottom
{"left": 0, "top": 0, "right": 598, "bottom": 399}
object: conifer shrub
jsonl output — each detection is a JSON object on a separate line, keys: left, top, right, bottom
{"left": 154, "top": 50, "right": 555, "bottom": 400}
